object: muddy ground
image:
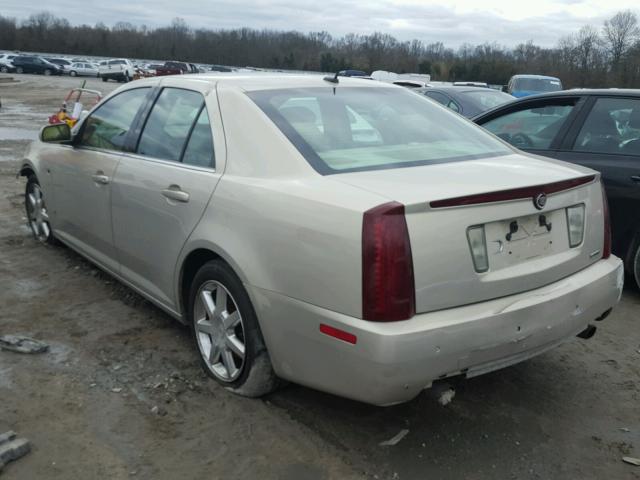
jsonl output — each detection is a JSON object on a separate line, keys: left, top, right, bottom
{"left": 0, "top": 73, "right": 639, "bottom": 479}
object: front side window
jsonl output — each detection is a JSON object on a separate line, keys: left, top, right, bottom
{"left": 77, "top": 87, "right": 150, "bottom": 151}
{"left": 482, "top": 101, "right": 576, "bottom": 150}
{"left": 573, "top": 97, "right": 640, "bottom": 155}
{"left": 425, "top": 91, "right": 449, "bottom": 106}
{"left": 513, "top": 78, "right": 562, "bottom": 93}
{"left": 249, "top": 87, "right": 511, "bottom": 174}
{"left": 137, "top": 88, "right": 204, "bottom": 162}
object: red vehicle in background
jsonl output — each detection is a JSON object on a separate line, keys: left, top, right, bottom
{"left": 155, "top": 61, "right": 199, "bottom": 76}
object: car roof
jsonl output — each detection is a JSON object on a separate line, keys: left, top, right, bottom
{"left": 511, "top": 74, "right": 560, "bottom": 80}
{"left": 504, "top": 88, "right": 640, "bottom": 99}
{"left": 416, "top": 86, "right": 497, "bottom": 93}
{"left": 131, "top": 73, "right": 399, "bottom": 91}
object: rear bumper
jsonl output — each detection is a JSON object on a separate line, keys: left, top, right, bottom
{"left": 250, "top": 256, "right": 624, "bottom": 406}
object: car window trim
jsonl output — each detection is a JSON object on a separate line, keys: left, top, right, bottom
{"left": 132, "top": 86, "right": 207, "bottom": 164}
{"left": 119, "top": 150, "right": 217, "bottom": 173}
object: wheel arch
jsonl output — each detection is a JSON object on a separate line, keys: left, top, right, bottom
{"left": 176, "top": 243, "right": 249, "bottom": 323}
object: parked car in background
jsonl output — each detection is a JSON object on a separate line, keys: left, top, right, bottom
{"left": 20, "top": 75, "right": 622, "bottom": 406}
{"left": 155, "top": 61, "right": 199, "bottom": 76}
{"left": 417, "top": 85, "right": 514, "bottom": 117}
{"left": 0, "top": 53, "right": 17, "bottom": 73}
{"left": 98, "top": 58, "right": 135, "bottom": 82}
{"left": 474, "top": 89, "right": 640, "bottom": 288}
{"left": 337, "top": 69, "right": 368, "bottom": 77}
{"left": 12, "top": 56, "right": 63, "bottom": 75}
{"left": 393, "top": 80, "right": 431, "bottom": 88}
{"left": 46, "top": 58, "right": 73, "bottom": 72}
{"left": 68, "top": 62, "right": 99, "bottom": 77}
{"left": 453, "top": 81, "right": 489, "bottom": 88}
{"left": 210, "top": 64, "right": 233, "bottom": 72}
{"left": 505, "top": 74, "right": 563, "bottom": 98}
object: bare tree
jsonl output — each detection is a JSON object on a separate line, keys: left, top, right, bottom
{"left": 603, "top": 10, "right": 639, "bottom": 72}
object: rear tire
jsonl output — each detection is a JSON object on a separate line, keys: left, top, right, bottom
{"left": 44, "top": 69, "right": 52, "bottom": 76}
{"left": 16, "top": 67, "right": 23, "bottom": 74}
{"left": 188, "top": 260, "right": 279, "bottom": 397}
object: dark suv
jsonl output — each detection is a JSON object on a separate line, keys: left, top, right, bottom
{"left": 12, "top": 56, "right": 63, "bottom": 76}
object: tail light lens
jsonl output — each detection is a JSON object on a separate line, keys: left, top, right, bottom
{"left": 362, "top": 202, "right": 415, "bottom": 321}
{"left": 566, "top": 204, "right": 585, "bottom": 248}
{"left": 466, "top": 226, "right": 489, "bottom": 272}
{"left": 601, "top": 182, "right": 611, "bottom": 259}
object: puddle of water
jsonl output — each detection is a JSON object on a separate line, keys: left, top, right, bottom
{"left": 0, "top": 127, "right": 37, "bottom": 140}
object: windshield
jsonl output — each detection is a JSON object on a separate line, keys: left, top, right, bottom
{"left": 464, "top": 89, "right": 514, "bottom": 110}
{"left": 248, "top": 87, "right": 511, "bottom": 174}
{"left": 513, "top": 78, "right": 562, "bottom": 92}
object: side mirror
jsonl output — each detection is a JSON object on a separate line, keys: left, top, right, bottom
{"left": 40, "top": 123, "right": 71, "bottom": 143}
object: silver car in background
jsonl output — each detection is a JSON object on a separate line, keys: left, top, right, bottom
{"left": 68, "top": 62, "right": 99, "bottom": 77}
{"left": 20, "top": 74, "right": 623, "bottom": 405}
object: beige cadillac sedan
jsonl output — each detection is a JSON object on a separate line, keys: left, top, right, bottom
{"left": 20, "top": 74, "right": 623, "bottom": 405}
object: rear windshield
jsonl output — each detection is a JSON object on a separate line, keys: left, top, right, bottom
{"left": 248, "top": 87, "right": 511, "bottom": 174}
{"left": 513, "top": 78, "right": 562, "bottom": 92}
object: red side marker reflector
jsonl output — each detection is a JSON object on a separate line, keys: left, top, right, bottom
{"left": 319, "top": 324, "right": 357, "bottom": 345}
{"left": 430, "top": 175, "right": 596, "bottom": 208}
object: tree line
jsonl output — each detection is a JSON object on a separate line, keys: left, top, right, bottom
{"left": 1, "top": 10, "right": 639, "bottom": 87}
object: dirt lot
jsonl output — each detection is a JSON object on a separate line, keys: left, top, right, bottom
{"left": 0, "top": 73, "right": 639, "bottom": 479}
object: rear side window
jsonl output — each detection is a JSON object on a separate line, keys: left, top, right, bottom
{"left": 482, "top": 101, "right": 576, "bottom": 150}
{"left": 182, "top": 108, "right": 215, "bottom": 168}
{"left": 425, "top": 91, "right": 449, "bottom": 106}
{"left": 137, "top": 88, "right": 204, "bottom": 162}
{"left": 573, "top": 97, "right": 640, "bottom": 155}
{"left": 78, "top": 87, "right": 150, "bottom": 151}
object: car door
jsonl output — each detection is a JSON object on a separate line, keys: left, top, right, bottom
{"left": 476, "top": 95, "right": 585, "bottom": 156}
{"left": 110, "top": 79, "right": 225, "bottom": 312}
{"left": 554, "top": 95, "right": 640, "bottom": 261}
{"left": 51, "top": 86, "right": 152, "bottom": 273}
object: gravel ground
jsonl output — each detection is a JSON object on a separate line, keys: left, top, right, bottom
{"left": 0, "top": 73, "right": 639, "bottom": 480}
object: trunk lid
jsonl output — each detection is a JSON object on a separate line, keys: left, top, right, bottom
{"left": 333, "top": 154, "right": 605, "bottom": 314}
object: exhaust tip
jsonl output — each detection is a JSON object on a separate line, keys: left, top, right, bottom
{"left": 595, "top": 308, "right": 612, "bottom": 322}
{"left": 577, "top": 324, "right": 597, "bottom": 339}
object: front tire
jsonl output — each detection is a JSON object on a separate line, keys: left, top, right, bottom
{"left": 16, "top": 67, "right": 23, "bottom": 74}
{"left": 70, "top": 70, "right": 77, "bottom": 77}
{"left": 189, "top": 260, "right": 279, "bottom": 397}
{"left": 44, "top": 69, "right": 52, "bottom": 76}
{"left": 0, "top": 66, "right": 8, "bottom": 73}
{"left": 25, "top": 176, "right": 56, "bottom": 244}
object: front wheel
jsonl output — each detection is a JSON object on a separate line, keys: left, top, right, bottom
{"left": 0, "top": 66, "right": 8, "bottom": 73}
{"left": 189, "top": 260, "right": 279, "bottom": 397}
{"left": 16, "top": 67, "right": 23, "bottom": 74}
{"left": 44, "top": 69, "right": 52, "bottom": 76}
{"left": 69, "top": 70, "right": 77, "bottom": 77}
{"left": 25, "top": 176, "right": 56, "bottom": 244}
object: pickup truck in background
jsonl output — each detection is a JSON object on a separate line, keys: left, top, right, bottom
{"left": 98, "top": 58, "right": 135, "bottom": 82}
{"left": 155, "top": 61, "right": 199, "bottom": 76}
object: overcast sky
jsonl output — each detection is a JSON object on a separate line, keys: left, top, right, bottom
{"left": 2, "top": 0, "right": 639, "bottom": 47}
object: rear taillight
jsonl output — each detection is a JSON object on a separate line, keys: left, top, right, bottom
{"left": 601, "top": 182, "right": 611, "bottom": 259}
{"left": 362, "top": 202, "right": 415, "bottom": 321}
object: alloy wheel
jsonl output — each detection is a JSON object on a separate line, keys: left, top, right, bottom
{"left": 193, "top": 280, "right": 246, "bottom": 382}
{"left": 26, "top": 184, "right": 51, "bottom": 242}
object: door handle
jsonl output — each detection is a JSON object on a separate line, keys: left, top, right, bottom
{"left": 631, "top": 175, "right": 640, "bottom": 183}
{"left": 161, "top": 186, "right": 190, "bottom": 203}
{"left": 91, "top": 173, "right": 110, "bottom": 185}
